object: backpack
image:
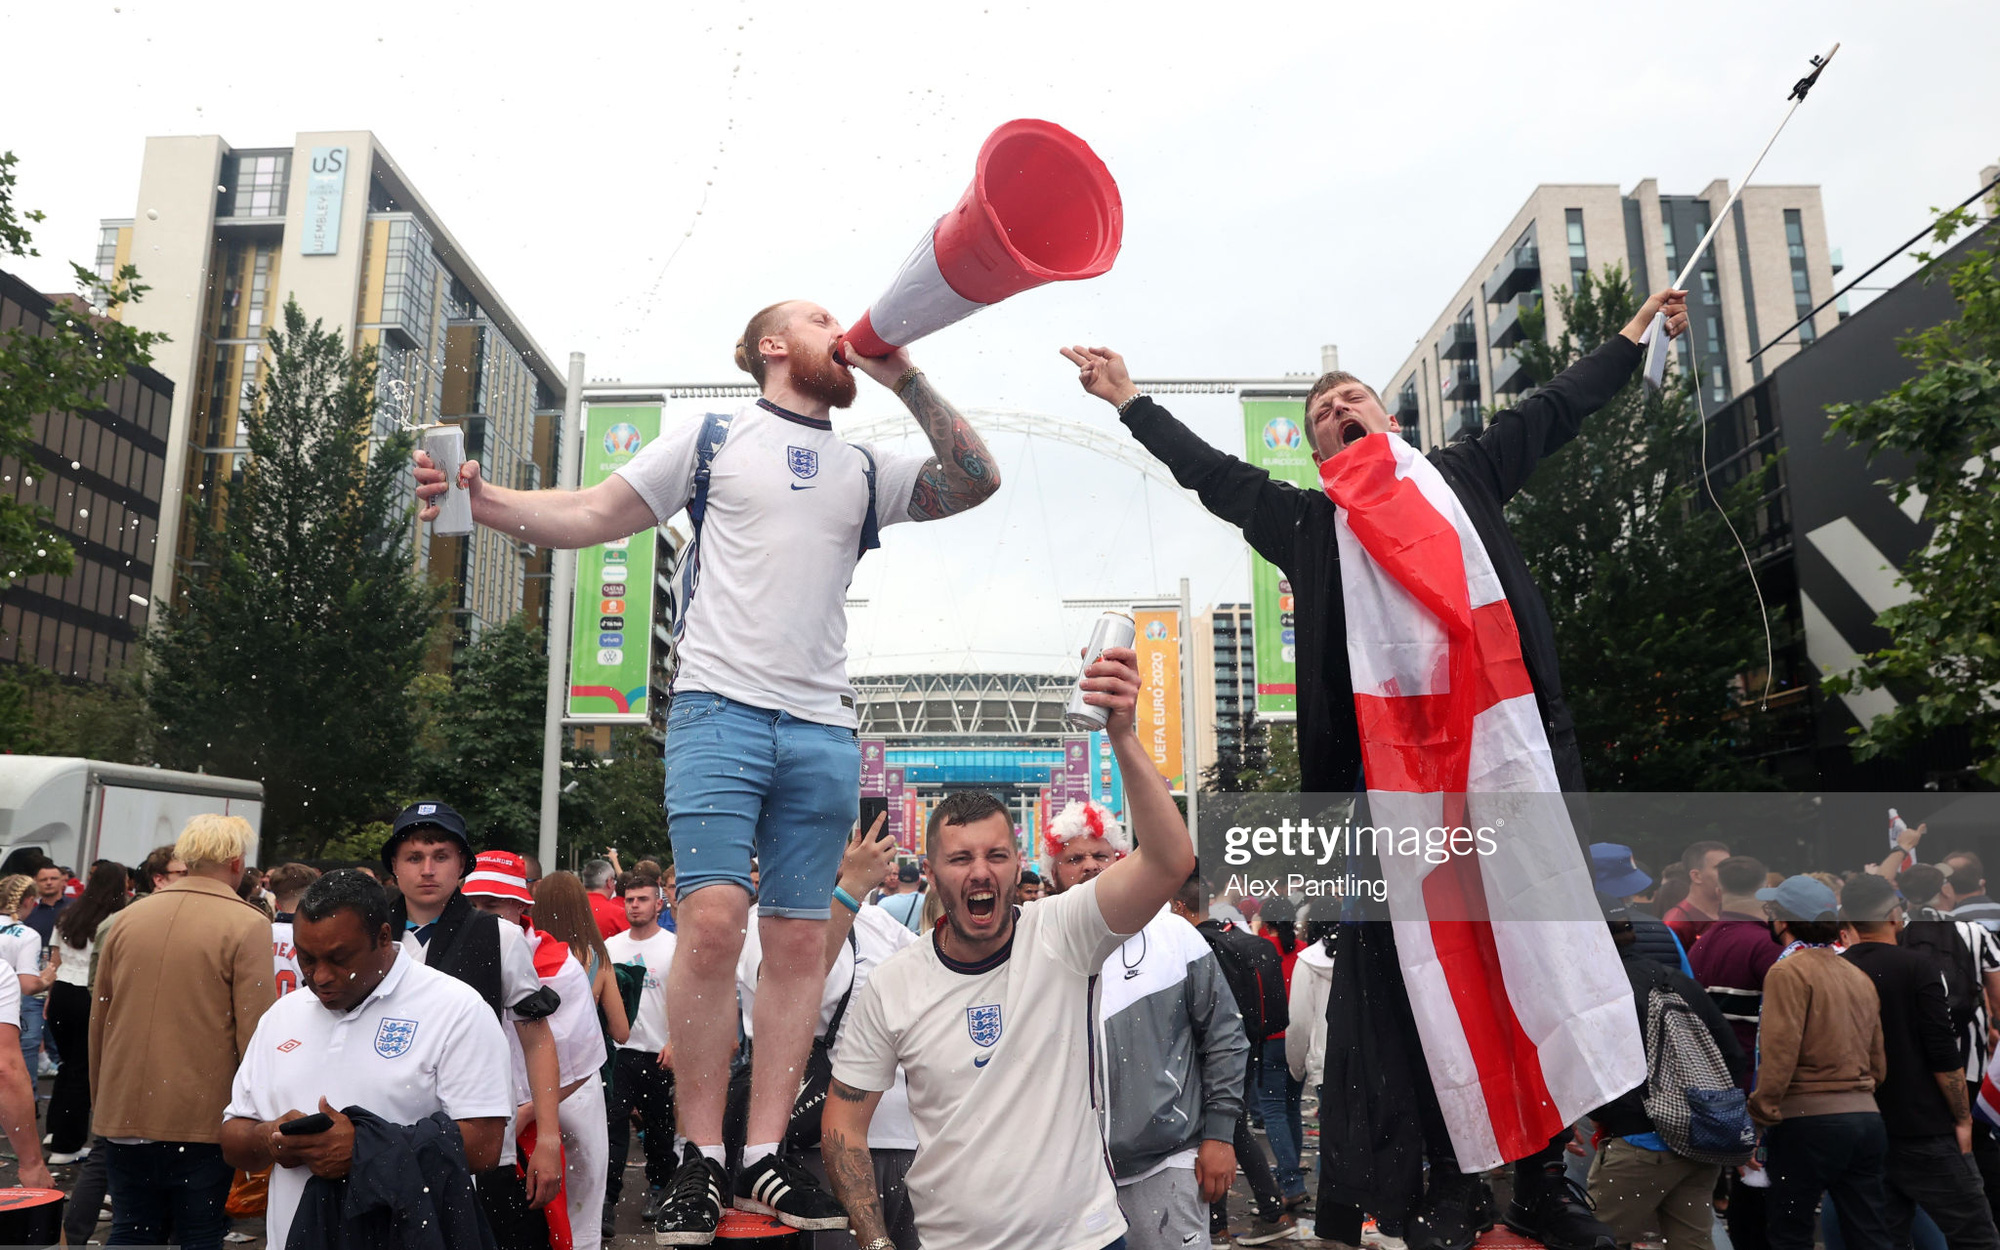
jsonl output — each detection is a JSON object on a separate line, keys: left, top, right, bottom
{"left": 1198, "top": 920, "right": 1289, "bottom": 1045}
{"left": 1640, "top": 983, "right": 1756, "bottom": 1165}
{"left": 672, "top": 410, "right": 880, "bottom": 678}
{"left": 1903, "top": 916, "right": 1982, "bottom": 1050}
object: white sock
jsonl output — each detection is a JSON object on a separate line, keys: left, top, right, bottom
{"left": 697, "top": 1143, "right": 725, "bottom": 1167}
{"left": 743, "top": 1141, "right": 778, "bottom": 1168}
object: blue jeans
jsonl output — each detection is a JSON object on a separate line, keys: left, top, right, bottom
{"left": 1255, "top": 1037, "right": 1306, "bottom": 1199}
{"left": 17, "top": 993, "right": 42, "bottom": 1081}
{"left": 663, "top": 693, "right": 860, "bottom": 920}
{"left": 105, "top": 1140, "right": 233, "bottom": 1250}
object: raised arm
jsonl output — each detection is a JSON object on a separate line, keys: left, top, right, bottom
{"left": 844, "top": 347, "right": 1000, "bottom": 519}
{"left": 825, "top": 814, "right": 896, "bottom": 970}
{"left": 1083, "top": 645, "right": 1198, "bottom": 935}
{"left": 821, "top": 1080, "right": 888, "bottom": 1244}
{"left": 1062, "top": 346, "right": 1311, "bottom": 571}
{"left": 413, "top": 452, "right": 658, "bottom": 549}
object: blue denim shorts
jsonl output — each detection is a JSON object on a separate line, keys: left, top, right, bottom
{"left": 663, "top": 692, "right": 860, "bottom": 920}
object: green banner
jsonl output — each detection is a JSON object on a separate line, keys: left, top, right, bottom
{"left": 1241, "top": 396, "right": 1317, "bottom": 719}
{"left": 566, "top": 404, "right": 662, "bottom": 722}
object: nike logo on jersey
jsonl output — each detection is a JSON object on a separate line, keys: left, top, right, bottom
{"left": 973, "top": 1054, "right": 992, "bottom": 1068}
{"left": 789, "top": 483, "right": 814, "bottom": 491}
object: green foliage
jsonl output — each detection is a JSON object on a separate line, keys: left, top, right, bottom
{"left": 0, "top": 150, "right": 166, "bottom": 590}
{"left": 1506, "top": 267, "right": 1780, "bottom": 790}
{"left": 147, "top": 300, "right": 445, "bottom": 858}
{"left": 1201, "top": 716, "right": 1271, "bottom": 792}
{"left": 1824, "top": 212, "right": 2000, "bottom": 783}
{"left": 415, "top": 615, "right": 549, "bottom": 855}
{"left": 561, "top": 728, "right": 670, "bottom": 868}
{"left": 317, "top": 820, "right": 392, "bottom": 864}
{"left": 0, "top": 661, "right": 159, "bottom": 761}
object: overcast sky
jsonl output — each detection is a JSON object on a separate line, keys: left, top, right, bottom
{"left": 5, "top": 0, "right": 1995, "bottom": 676}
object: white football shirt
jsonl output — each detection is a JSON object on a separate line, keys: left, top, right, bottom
{"left": 738, "top": 903, "right": 920, "bottom": 1150}
{"left": 614, "top": 400, "right": 930, "bottom": 727}
{"left": 604, "top": 927, "right": 677, "bottom": 1053}
{"left": 832, "top": 878, "right": 1134, "bottom": 1250}
{"left": 225, "top": 951, "right": 514, "bottom": 1248}
{"left": 509, "top": 942, "right": 607, "bottom": 1103}
{"left": 272, "top": 919, "right": 302, "bottom": 998}
{"left": 0, "top": 922, "right": 39, "bottom": 1020}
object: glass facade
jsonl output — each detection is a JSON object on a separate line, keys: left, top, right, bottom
{"left": 0, "top": 272, "right": 170, "bottom": 683}
{"left": 1566, "top": 208, "right": 1588, "bottom": 289}
{"left": 1785, "top": 210, "right": 1815, "bottom": 346}
{"left": 179, "top": 233, "right": 283, "bottom": 567}
{"left": 217, "top": 152, "right": 290, "bottom": 219}
{"left": 1208, "top": 604, "right": 1255, "bottom": 761}
{"left": 1661, "top": 197, "right": 1730, "bottom": 404}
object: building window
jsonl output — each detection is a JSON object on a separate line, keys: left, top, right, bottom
{"left": 92, "top": 227, "right": 121, "bottom": 311}
{"left": 1661, "top": 205, "right": 1677, "bottom": 274}
{"left": 1565, "top": 209, "right": 1587, "bottom": 289}
{"left": 1785, "top": 209, "right": 1815, "bottom": 345}
{"left": 218, "top": 153, "right": 290, "bottom": 218}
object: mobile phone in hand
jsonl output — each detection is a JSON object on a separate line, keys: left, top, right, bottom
{"left": 280, "top": 1112, "right": 334, "bottom": 1136}
{"left": 858, "top": 796, "right": 888, "bottom": 832}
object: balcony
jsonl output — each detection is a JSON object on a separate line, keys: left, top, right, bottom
{"left": 1395, "top": 389, "right": 1419, "bottom": 423}
{"left": 1491, "top": 350, "right": 1532, "bottom": 396}
{"left": 1438, "top": 322, "right": 1478, "bottom": 360}
{"left": 1482, "top": 243, "right": 1542, "bottom": 305}
{"left": 1439, "top": 362, "right": 1480, "bottom": 403}
{"left": 1445, "top": 407, "right": 1483, "bottom": 442}
{"left": 1487, "top": 291, "right": 1540, "bottom": 349}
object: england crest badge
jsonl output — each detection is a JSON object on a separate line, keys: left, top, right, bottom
{"left": 966, "top": 1003, "right": 1002, "bottom": 1048}
{"left": 374, "top": 1018, "right": 419, "bottom": 1058}
{"left": 787, "top": 445, "right": 819, "bottom": 480}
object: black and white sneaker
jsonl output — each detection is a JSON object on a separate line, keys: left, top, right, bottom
{"left": 653, "top": 1144, "right": 726, "bottom": 1246}
{"left": 733, "top": 1152, "right": 850, "bottom": 1232}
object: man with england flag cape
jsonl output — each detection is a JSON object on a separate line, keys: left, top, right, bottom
{"left": 1061, "top": 283, "right": 1687, "bottom": 1250}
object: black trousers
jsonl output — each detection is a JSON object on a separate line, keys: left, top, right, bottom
{"left": 606, "top": 1048, "right": 677, "bottom": 1205}
{"left": 1210, "top": 1110, "right": 1284, "bottom": 1230}
{"left": 1883, "top": 1134, "right": 2000, "bottom": 1250}
{"left": 1764, "top": 1111, "right": 1892, "bottom": 1250}
{"left": 475, "top": 1162, "right": 549, "bottom": 1250}
{"left": 1726, "top": 1172, "right": 1771, "bottom": 1250}
{"left": 44, "top": 980, "right": 92, "bottom": 1153}
{"left": 1974, "top": 1120, "right": 2000, "bottom": 1229}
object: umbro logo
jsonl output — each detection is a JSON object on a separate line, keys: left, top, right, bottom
{"left": 277, "top": 1039, "right": 301, "bottom": 1053}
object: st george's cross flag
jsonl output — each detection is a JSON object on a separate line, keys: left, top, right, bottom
{"left": 1321, "top": 431, "right": 1644, "bottom": 1172}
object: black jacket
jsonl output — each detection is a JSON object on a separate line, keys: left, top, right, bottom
{"left": 1844, "top": 940, "right": 1963, "bottom": 1139}
{"left": 1590, "top": 949, "right": 1746, "bottom": 1140}
{"left": 285, "top": 1108, "right": 495, "bottom": 1250}
{"left": 388, "top": 891, "right": 504, "bottom": 1018}
{"left": 1121, "top": 335, "right": 1643, "bottom": 794}
{"left": 1628, "top": 906, "right": 1688, "bottom": 973}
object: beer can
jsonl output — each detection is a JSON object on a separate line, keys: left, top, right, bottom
{"left": 421, "top": 423, "right": 474, "bottom": 537}
{"left": 1063, "top": 611, "right": 1136, "bottom": 731}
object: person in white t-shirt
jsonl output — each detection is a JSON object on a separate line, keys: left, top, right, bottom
{"left": 268, "top": 863, "right": 321, "bottom": 1000}
{"left": 601, "top": 871, "right": 679, "bottom": 1228}
{"left": 0, "top": 949, "right": 52, "bottom": 1189}
{"left": 221, "top": 870, "right": 513, "bottom": 1248}
{"left": 416, "top": 300, "right": 1000, "bottom": 1244}
{"left": 824, "top": 645, "right": 1197, "bottom": 1250}
{"left": 464, "top": 850, "right": 613, "bottom": 1250}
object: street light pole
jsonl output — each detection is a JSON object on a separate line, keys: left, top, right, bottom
{"left": 538, "top": 352, "right": 585, "bottom": 869}
{"left": 1181, "top": 576, "right": 1198, "bottom": 852}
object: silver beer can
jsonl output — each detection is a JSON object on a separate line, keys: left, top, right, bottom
{"left": 421, "top": 423, "right": 474, "bottom": 537}
{"left": 1063, "top": 611, "right": 1136, "bottom": 731}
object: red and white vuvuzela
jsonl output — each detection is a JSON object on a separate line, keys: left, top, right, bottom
{"left": 843, "top": 118, "right": 1123, "bottom": 359}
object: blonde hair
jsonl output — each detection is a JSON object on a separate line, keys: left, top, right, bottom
{"left": 0, "top": 875, "right": 30, "bottom": 919}
{"left": 174, "top": 814, "right": 254, "bottom": 872}
{"left": 922, "top": 886, "right": 945, "bottom": 933}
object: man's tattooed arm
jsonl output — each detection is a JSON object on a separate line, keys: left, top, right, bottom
{"left": 821, "top": 1079, "right": 889, "bottom": 1245}
{"left": 902, "top": 374, "right": 1001, "bottom": 520}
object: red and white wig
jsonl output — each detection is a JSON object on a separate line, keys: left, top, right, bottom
{"left": 1041, "top": 799, "right": 1130, "bottom": 881}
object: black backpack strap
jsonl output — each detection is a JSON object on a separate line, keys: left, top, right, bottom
{"left": 824, "top": 928, "right": 862, "bottom": 1045}
{"left": 851, "top": 443, "right": 881, "bottom": 559}
{"left": 674, "top": 412, "right": 734, "bottom": 652}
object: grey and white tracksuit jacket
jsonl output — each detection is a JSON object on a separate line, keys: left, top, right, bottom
{"left": 1099, "top": 908, "right": 1250, "bottom": 1178}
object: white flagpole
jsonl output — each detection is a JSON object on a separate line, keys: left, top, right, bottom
{"left": 1642, "top": 43, "right": 1840, "bottom": 389}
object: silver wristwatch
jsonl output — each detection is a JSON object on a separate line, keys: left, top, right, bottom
{"left": 860, "top": 1239, "right": 895, "bottom": 1250}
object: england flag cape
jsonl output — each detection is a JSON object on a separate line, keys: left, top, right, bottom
{"left": 1321, "top": 431, "right": 1644, "bottom": 1172}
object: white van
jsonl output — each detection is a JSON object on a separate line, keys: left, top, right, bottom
{"left": 0, "top": 757, "right": 263, "bottom": 872}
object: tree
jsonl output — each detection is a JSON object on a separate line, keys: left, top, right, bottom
{"left": 0, "top": 661, "right": 158, "bottom": 761}
{"left": 147, "top": 300, "right": 444, "bottom": 857}
{"left": 1202, "top": 715, "right": 1274, "bottom": 792}
{"left": 415, "top": 615, "right": 547, "bottom": 854}
{"left": 1825, "top": 213, "right": 2000, "bottom": 783}
{"left": 0, "top": 150, "right": 165, "bottom": 589}
{"left": 561, "top": 728, "right": 670, "bottom": 868}
{"left": 1505, "top": 267, "right": 1780, "bottom": 790}
{"left": 1255, "top": 721, "right": 1302, "bottom": 793}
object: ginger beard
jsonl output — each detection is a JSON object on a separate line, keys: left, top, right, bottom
{"left": 789, "top": 331, "right": 857, "bottom": 409}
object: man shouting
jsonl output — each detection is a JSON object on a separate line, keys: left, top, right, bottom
{"left": 415, "top": 301, "right": 999, "bottom": 1244}
{"left": 1061, "top": 285, "right": 1688, "bottom": 1250}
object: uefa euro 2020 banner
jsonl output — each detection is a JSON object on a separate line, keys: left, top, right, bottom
{"left": 1241, "top": 396, "right": 1317, "bottom": 719}
{"left": 566, "top": 404, "right": 663, "bottom": 722}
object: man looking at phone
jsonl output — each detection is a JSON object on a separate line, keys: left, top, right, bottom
{"left": 222, "top": 871, "right": 513, "bottom": 1249}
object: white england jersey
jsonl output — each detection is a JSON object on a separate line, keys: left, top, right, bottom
{"left": 832, "top": 878, "right": 1133, "bottom": 1250}
{"left": 225, "top": 953, "right": 513, "bottom": 1248}
{"left": 604, "top": 927, "right": 677, "bottom": 1054}
{"left": 614, "top": 400, "right": 929, "bottom": 727}
{"left": 272, "top": 919, "right": 302, "bottom": 998}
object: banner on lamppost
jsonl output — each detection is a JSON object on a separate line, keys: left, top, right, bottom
{"left": 567, "top": 404, "right": 663, "bottom": 721}
{"left": 885, "top": 767, "right": 907, "bottom": 850}
{"left": 1062, "top": 736, "right": 1091, "bottom": 811}
{"left": 1089, "top": 729, "right": 1126, "bottom": 819}
{"left": 860, "top": 739, "right": 886, "bottom": 796}
{"left": 1132, "top": 607, "right": 1185, "bottom": 790}
{"left": 1241, "top": 394, "right": 1316, "bottom": 720}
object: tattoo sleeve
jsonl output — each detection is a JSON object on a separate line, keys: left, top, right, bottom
{"left": 821, "top": 1081, "right": 889, "bottom": 1245}
{"left": 902, "top": 374, "right": 1000, "bottom": 520}
{"left": 1941, "top": 1071, "right": 1973, "bottom": 1124}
